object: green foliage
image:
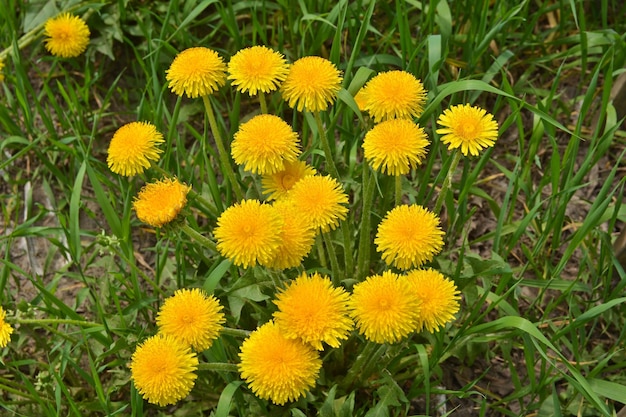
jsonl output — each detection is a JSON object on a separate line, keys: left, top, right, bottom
{"left": 1, "top": 0, "right": 626, "bottom": 416}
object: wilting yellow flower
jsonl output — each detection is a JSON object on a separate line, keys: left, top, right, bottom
{"left": 436, "top": 104, "right": 499, "bottom": 156}
{"left": 130, "top": 334, "right": 198, "bottom": 406}
{"left": 0, "top": 306, "right": 13, "bottom": 348}
{"left": 214, "top": 199, "right": 283, "bottom": 268}
{"left": 375, "top": 204, "right": 444, "bottom": 270}
{"left": 348, "top": 270, "right": 421, "bottom": 344}
{"left": 133, "top": 178, "right": 191, "bottom": 228}
{"left": 156, "top": 288, "right": 225, "bottom": 351}
{"left": 228, "top": 46, "right": 289, "bottom": 95}
{"left": 261, "top": 160, "right": 317, "bottom": 201}
{"left": 166, "top": 47, "right": 227, "bottom": 98}
{"left": 274, "top": 272, "right": 352, "bottom": 350}
{"left": 107, "top": 121, "right": 164, "bottom": 176}
{"left": 263, "top": 200, "right": 316, "bottom": 269}
{"left": 363, "top": 118, "right": 429, "bottom": 175}
{"left": 281, "top": 56, "right": 342, "bottom": 112}
{"left": 238, "top": 321, "right": 322, "bottom": 405}
{"left": 0, "top": 59, "right": 5, "bottom": 83}
{"left": 286, "top": 175, "right": 348, "bottom": 233}
{"left": 44, "top": 13, "right": 90, "bottom": 58}
{"left": 231, "top": 114, "right": 301, "bottom": 175}
{"left": 361, "top": 70, "right": 426, "bottom": 122}
{"left": 405, "top": 269, "right": 461, "bottom": 332}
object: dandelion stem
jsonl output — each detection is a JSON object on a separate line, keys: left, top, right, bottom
{"left": 197, "top": 363, "right": 240, "bottom": 373}
{"left": 259, "top": 92, "right": 268, "bottom": 114}
{"left": 316, "top": 234, "right": 327, "bottom": 269}
{"left": 394, "top": 174, "right": 402, "bottom": 206}
{"left": 202, "top": 95, "right": 244, "bottom": 201}
{"left": 434, "top": 150, "right": 462, "bottom": 215}
{"left": 179, "top": 223, "right": 217, "bottom": 252}
{"left": 313, "top": 111, "right": 340, "bottom": 179}
{"left": 342, "top": 341, "right": 387, "bottom": 388}
{"left": 357, "top": 165, "right": 376, "bottom": 280}
{"left": 221, "top": 327, "right": 251, "bottom": 338}
{"left": 322, "top": 230, "right": 341, "bottom": 283}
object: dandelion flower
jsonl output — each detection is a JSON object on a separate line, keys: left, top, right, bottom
{"left": 361, "top": 70, "right": 426, "bottom": 122}
{"left": 214, "top": 199, "right": 283, "bottom": 268}
{"left": 228, "top": 46, "right": 289, "bottom": 95}
{"left": 133, "top": 178, "right": 191, "bottom": 228}
{"left": 261, "top": 160, "right": 317, "bottom": 201}
{"left": 239, "top": 321, "right": 321, "bottom": 405}
{"left": 263, "top": 200, "right": 316, "bottom": 269}
{"left": 348, "top": 271, "right": 421, "bottom": 344}
{"left": 436, "top": 104, "right": 499, "bottom": 156}
{"left": 107, "top": 121, "right": 164, "bottom": 176}
{"left": 166, "top": 47, "right": 227, "bottom": 98}
{"left": 363, "top": 118, "right": 429, "bottom": 176}
{"left": 130, "top": 334, "right": 198, "bottom": 406}
{"left": 44, "top": 13, "right": 90, "bottom": 58}
{"left": 0, "top": 59, "right": 5, "bottom": 83}
{"left": 405, "top": 269, "right": 461, "bottom": 332}
{"left": 0, "top": 307, "right": 13, "bottom": 348}
{"left": 231, "top": 114, "right": 301, "bottom": 175}
{"left": 281, "top": 56, "right": 342, "bottom": 112}
{"left": 156, "top": 288, "right": 225, "bottom": 351}
{"left": 287, "top": 175, "right": 349, "bottom": 233}
{"left": 273, "top": 272, "right": 352, "bottom": 350}
{"left": 354, "top": 87, "right": 368, "bottom": 112}
{"left": 375, "top": 204, "right": 444, "bottom": 270}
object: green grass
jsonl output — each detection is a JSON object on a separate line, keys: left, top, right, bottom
{"left": 1, "top": 0, "right": 626, "bottom": 416}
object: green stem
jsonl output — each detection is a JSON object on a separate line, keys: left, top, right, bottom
{"left": 221, "top": 327, "right": 251, "bottom": 338}
{"left": 322, "top": 230, "right": 341, "bottom": 284}
{"left": 315, "top": 234, "right": 327, "bottom": 269}
{"left": 13, "top": 318, "right": 102, "bottom": 328}
{"left": 342, "top": 341, "right": 387, "bottom": 388}
{"left": 433, "top": 150, "right": 462, "bottom": 215}
{"left": 341, "top": 222, "right": 353, "bottom": 279}
{"left": 357, "top": 164, "right": 375, "bottom": 280}
{"left": 313, "top": 111, "right": 340, "bottom": 179}
{"left": 201, "top": 95, "right": 244, "bottom": 201}
{"left": 258, "top": 92, "right": 268, "bottom": 114}
{"left": 394, "top": 174, "right": 402, "bottom": 206}
{"left": 197, "top": 363, "right": 239, "bottom": 373}
{"left": 179, "top": 223, "right": 217, "bottom": 252}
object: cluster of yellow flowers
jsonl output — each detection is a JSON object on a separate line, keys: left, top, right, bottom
{"left": 2, "top": 8, "right": 497, "bottom": 411}
{"left": 130, "top": 288, "right": 225, "bottom": 406}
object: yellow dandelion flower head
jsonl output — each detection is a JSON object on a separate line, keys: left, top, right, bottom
{"left": 156, "top": 288, "right": 226, "bottom": 351}
{"left": 232, "top": 114, "right": 301, "bottom": 175}
{"left": 133, "top": 178, "right": 191, "bottom": 228}
{"left": 286, "top": 175, "right": 349, "bottom": 233}
{"left": 214, "top": 199, "right": 283, "bottom": 268}
{"left": 44, "top": 13, "right": 90, "bottom": 58}
{"left": 362, "top": 70, "right": 427, "bottom": 122}
{"left": 348, "top": 270, "right": 421, "bottom": 344}
{"left": 363, "top": 118, "right": 430, "bottom": 176}
{"left": 261, "top": 160, "right": 316, "bottom": 201}
{"left": 107, "top": 121, "right": 164, "bottom": 177}
{"left": 375, "top": 204, "right": 445, "bottom": 270}
{"left": 166, "top": 47, "right": 227, "bottom": 98}
{"left": 262, "top": 200, "right": 316, "bottom": 270}
{"left": 436, "top": 104, "right": 499, "bottom": 156}
{"left": 130, "top": 333, "right": 199, "bottom": 406}
{"left": 281, "top": 56, "right": 343, "bottom": 112}
{"left": 405, "top": 268, "right": 461, "bottom": 333}
{"left": 0, "top": 306, "right": 14, "bottom": 348}
{"left": 238, "top": 320, "right": 322, "bottom": 405}
{"left": 0, "top": 59, "right": 5, "bottom": 83}
{"left": 273, "top": 272, "right": 353, "bottom": 350}
{"left": 228, "top": 45, "right": 290, "bottom": 95}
